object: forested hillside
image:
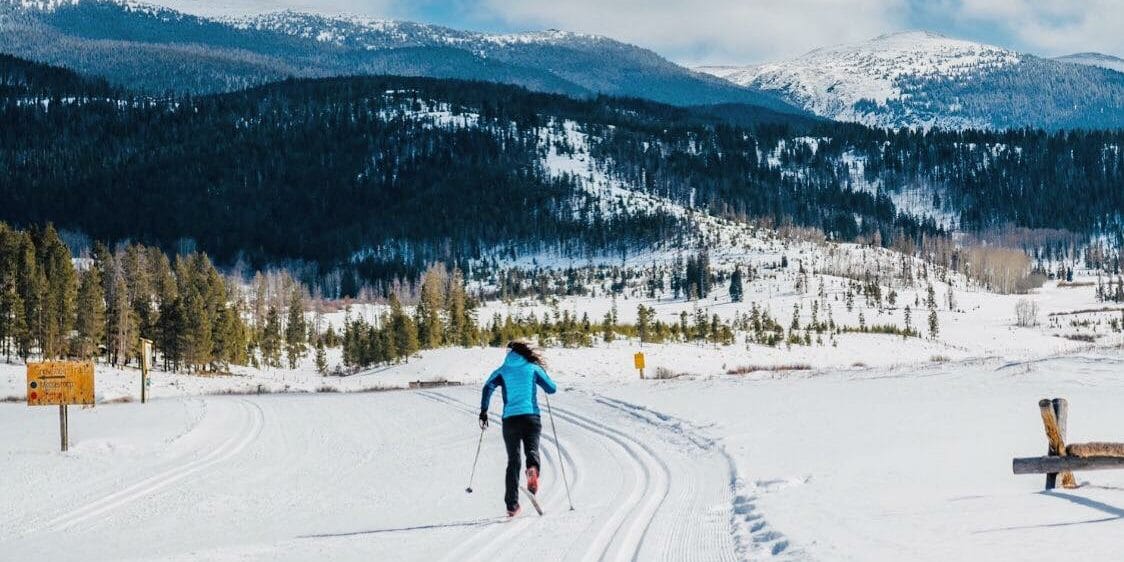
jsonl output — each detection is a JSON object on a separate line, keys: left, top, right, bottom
{"left": 0, "top": 52, "right": 116, "bottom": 96}
{"left": 1, "top": 55, "right": 1122, "bottom": 297}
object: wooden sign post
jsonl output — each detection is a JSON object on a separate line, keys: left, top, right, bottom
{"left": 634, "top": 352, "right": 646, "bottom": 379}
{"left": 27, "top": 361, "right": 95, "bottom": 452}
{"left": 140, "top": 338, "right": 153, "bottom": 404}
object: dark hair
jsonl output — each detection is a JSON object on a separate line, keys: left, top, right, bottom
{"left": 507, "top": 340, "right": 546, "bottom": 367}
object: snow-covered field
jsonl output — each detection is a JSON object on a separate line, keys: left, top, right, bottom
{"left": 4, "top": 234, "right": 1124, "bottom": 560}
{"left": 3, "top": 344, "right": 1124, "bottom": 561}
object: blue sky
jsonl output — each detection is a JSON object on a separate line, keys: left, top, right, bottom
{"left": 156, "top": 0, "right": 1124, "bottom": 65}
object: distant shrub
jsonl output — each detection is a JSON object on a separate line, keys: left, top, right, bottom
{"left": 840, "top": 323, "right": 918, "bottom": 337}
{"left": 1063, "top": 334, "right": 1097, "bottom": 343}
{"left": 726, "top": 364, "right": 811, "bottom": 375}
{"left": 652, "top": 367, "right": 684, "bottom": 380}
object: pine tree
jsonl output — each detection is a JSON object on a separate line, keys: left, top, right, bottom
{"left": 389, "top": 294, "right": 419, "bottom": 361}
{"left": 75, "top": 265, "right": 106, "bottom": 360}
{"left": 637, "top": 304, "right": 652, "bottom": 344}
{"left": 417, "top": 263, "right": 446, "bottom": 349}
{"left": 111, "top": 273, "right": 136, "bottom": 366}
{"left": 7, "top": 287, "right": 27, "bottom": 362}
{"left": 124, "top": 245, "right": 154, "bottom": 345}
{"left": 260, "top": 305, "right": 283, "bottom": 368}
{"left": 446, "top": 267, "right": 471, "bottom": 346}
{"left": 364, "top": 325, "right": 381, "bottom": 366}
{"left": 183, "top": 289, "right": 212, "bottom": 371}
{"left": 211, "top": 304, "right": 247, "bottom": 371}
{"left": 729, "top": 267, "right": 744, "bottom": 303}
{"left": 284, "top": 287, "right": 307, "bottom": 369}
{"left": 158, "top": 296, "right": 185, "bottom": 371}
{"left": 92, "top": 242, "right": 115, "bottom": 359}
{"left": 315, "top": 338, "right": 328, "bottom": 375}
{"left": 37, "top": 225, "right": 77, "bottom": 359}
{"left": 380, "top": 316, "right": 399, "bottom": 364}
{"left": 926, "top": 284, "right": 939, "bottom": 339}
{"left": 601, "top": 311, "right": 616, "bottom": 343}
{"left": 0, "top": 225, "right": 20, "bottom": 362}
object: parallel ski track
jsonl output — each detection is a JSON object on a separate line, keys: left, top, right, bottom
{"left": 416, "top": 391, "right": 571, "bottom": 562}
{"left": 549, "top": 405, "right": 672, "bottom": 562}
{"left": 418, "top": 390, "right": 674, "bottom": 562}
{"left": 17, "top": 398, "right": 264, "bottom": 537}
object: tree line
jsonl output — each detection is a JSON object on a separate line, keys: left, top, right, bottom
{"left": 0, "top": 221, "right": 317, "bottom": 372}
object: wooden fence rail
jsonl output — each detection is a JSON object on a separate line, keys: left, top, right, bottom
{"left": 1012, "top": 397, "right": 1124, "bottom": 490}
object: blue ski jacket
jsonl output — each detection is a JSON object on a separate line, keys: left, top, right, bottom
{"left": 481, "top": 351, "right": 557, "bottom": 418}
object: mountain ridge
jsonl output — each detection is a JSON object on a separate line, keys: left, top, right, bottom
{"left": 1054, "top": 52, "right": 1124, "bottom": 74}
{"left": 0, "top": 0, "right": 804, "bottom": 113}
{"left": 698, "top": 31, "right": 1124, "bottom": 130}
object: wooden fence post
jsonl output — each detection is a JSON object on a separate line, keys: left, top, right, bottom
{"left": 1052, "top": 398, "right": 1077, "bottom": 489}
{"left": 1039, "top": 398, "right": 1077, "bottom": 490}
{"left": 59, "top": 404, "right": 68, "bottom": 452}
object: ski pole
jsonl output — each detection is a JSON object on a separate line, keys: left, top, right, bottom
{"left": 465, "top": 425, "right": 485, "bottom": 494}
{"left": 545, "top": 393, "right": 575, "bottom": 510}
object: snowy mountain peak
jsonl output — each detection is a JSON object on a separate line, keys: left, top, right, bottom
{"left": 697, "top": 31, "right": 1029, "bottom": 129}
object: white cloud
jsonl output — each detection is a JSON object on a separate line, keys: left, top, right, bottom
{"left": 476, "top": 0, "right": 910, "bottom": 65}
{"left": 945, "top": 0, "right": 1124, "bottom": 56}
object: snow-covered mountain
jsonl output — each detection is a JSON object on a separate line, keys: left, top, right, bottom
{"left": 1054, "top": 52, "right": 1124, "bottom": 74}
{"left": 698, "top": 31, "right": 1124, "bottom": 130}
{"left": 0, "top": 0, "right": 800, "bottom": 112}
{"left": 233, "top": 10, "right": 603, "bottom": 51}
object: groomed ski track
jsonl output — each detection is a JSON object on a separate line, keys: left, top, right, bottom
{"left": 0, "top": 386, "right": 790, "bottom": 561}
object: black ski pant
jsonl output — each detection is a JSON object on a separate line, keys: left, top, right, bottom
{"left": 502, "top": 414, "right": 542, "bottom": 509}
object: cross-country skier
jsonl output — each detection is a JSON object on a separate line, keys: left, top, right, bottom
{"left": 479, "top": 340, "right": 557, "bottom": 517}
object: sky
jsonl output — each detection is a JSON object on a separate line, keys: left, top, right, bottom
{"left": 153, "top": 0, "right": 1124, "bottom": 65}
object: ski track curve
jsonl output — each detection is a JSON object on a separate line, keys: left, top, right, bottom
{"left": 16, "top": 397, "right": 264, "bottom": 538}
{"left": 592, "top": 396, "right": 803, "bottom": 561}
{"left": 417, "top": 388, "right": 746, "bottom": 562}
{"left": 548, "top": 405, "right": 671, "bottom": 562}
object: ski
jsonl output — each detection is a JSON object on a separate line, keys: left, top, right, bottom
{"left": 521, "top": 487, "right": 545, "bottom": 516}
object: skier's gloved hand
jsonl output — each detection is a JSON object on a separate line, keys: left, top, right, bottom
{"left": 479, "top": 410, "right": 489, "bottom": 429}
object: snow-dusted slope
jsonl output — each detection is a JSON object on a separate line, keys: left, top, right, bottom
{"left": 1054, "top": 52, "right": 1124, "bottom": 74}
{"left": 233, "top": 10, "right": 608, "bottom": 52}
{"left": 703, "top": 31, "right": 1018, "bottom": 119}
{"left": 699, "top": 31, "right": 1124, "bottom": 130}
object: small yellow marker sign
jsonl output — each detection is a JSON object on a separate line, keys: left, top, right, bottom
{"left": 633, "top": 352, "right": 646, "bottom": 370}
{"left": 27, "top": 361, "right": 95, "bottom": 407}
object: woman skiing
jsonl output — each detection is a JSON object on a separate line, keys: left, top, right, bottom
{"left": 479, "top": 340, "right": 557, "bottom": 517}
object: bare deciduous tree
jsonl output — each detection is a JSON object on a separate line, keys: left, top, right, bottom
{"left": 1015, "top": 298, "right": 1040, "bottom": 327}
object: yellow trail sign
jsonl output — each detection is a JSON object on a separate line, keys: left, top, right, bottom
{"left": 27, "top": 361, "right": 95, "bottom": 406}
{"left": 634, "top": 352, "right": 645, "bottom": 370}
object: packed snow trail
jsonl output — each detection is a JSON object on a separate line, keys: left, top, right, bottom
{"left": 0, "top": 387, "right": 744, "bottom": 561}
